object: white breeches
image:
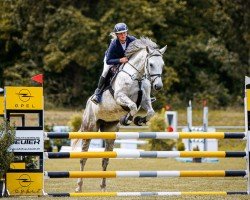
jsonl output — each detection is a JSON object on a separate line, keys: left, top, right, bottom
{"left": 101, "top": 57, "right": 111, "bottom": 77}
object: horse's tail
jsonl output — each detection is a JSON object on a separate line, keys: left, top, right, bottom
{"left": 72, "top": 98, "right": 96, "bottom": 150}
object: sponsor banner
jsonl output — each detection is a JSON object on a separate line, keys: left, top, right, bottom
{"left": 5, "top": 86, "right": 43, "bottom": 110}
{"left": 0, "top": 96, "right": 3, "bottom": 115}
{"left": 10, "top": 130, "right": 44, "bottom": 152}
{"left": 6, "top": 173, "right": 43, "bottom": 196}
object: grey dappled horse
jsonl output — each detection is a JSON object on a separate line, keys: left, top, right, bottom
{"left": 75, "top": 37, "right": 167, "bottom": 192}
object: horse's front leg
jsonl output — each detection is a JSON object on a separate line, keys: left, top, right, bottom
{"left": 134, "top": 96, "right": 155, "bottom": 126}
{"left": 75, "top": 139, "right": 91, "bottom": 192}
{"left": 115, "top": 91, "right": 138, "bottom": 126}
{"left": 143, "top": 98, "right": 155, "bottom": 122}
{"left": 100, "top": 139, "right": 115, "bottom": 191}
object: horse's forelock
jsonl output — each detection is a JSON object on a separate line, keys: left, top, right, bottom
{"left": 125, "top": 37, "right": 158, "bottom": 57}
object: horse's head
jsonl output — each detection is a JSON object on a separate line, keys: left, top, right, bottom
{"left": 125, "top": 37, "right": 167, "bottom": 91}
{"left": 145, "top": 45, "right": 167, "bottom": 91}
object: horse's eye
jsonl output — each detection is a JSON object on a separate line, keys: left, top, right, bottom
{"left": 150, "top": 63, "right": 153, "bottom": 68}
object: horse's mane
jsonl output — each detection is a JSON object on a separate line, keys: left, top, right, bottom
{"left": 125, "top": 37, "right": 158, "bottom": 57}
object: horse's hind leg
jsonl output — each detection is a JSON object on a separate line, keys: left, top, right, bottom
{"left": 100, "top": 139, "right": 115, "bottom": 191}
{"left": 100, "top": 121, "right": 118, "bottom": 191}
{"left": 75, "top": 139, "right": 91, "bottom": 192}
{"left": 75, "top": 99, "right": 100, "bottom": 192}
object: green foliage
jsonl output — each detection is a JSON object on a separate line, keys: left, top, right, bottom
{"left": 177, "top": 141, "right": 185, "bottom": 151}
{"left": 149, "top": 138, "right": 175, "bottom": 151}
{"left": 0, "top": 120, "right": 15, "bottom": 178}
{"left": 193, "top": 145, "right": 200, "bottom": 151}
{"left": 148, "top": 109, "right": 175, "bottom": 150}
{"left": 68, "top": 114, "right": 82, "bottom": 132}
{"left": 148, "top": 109, "right": 166, "bottom": 131}
{"left": 0, "top": 0, "right": 249, "bottom": 108}
{"left": 44, "top": 123, "right": 54, "bottom": 132}
{"left": 154, "top": 66, "right": 179, "bottom": 110}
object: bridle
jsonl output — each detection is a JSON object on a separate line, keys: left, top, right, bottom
{"left": 144, "top": 50, "right": 162, "bottom": 84}
{"left": 122, "top": 49, "right": 163, "bottom": 85}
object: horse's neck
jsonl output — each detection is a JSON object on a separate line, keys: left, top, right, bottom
{"left": 124, "top": 50, "right": 147, "bottom": 77}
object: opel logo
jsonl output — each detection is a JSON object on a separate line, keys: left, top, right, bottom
{"left": 16, "top": 89, "right": 33, "bottom": 102}
{"left": 16, "top": 174, "right": 33, "bottom": 187}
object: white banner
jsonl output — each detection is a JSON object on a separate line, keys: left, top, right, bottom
{"left": 10, "top": 130, "right": 44, "bottom": 152}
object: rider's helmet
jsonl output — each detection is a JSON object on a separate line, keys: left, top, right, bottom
{"left": 113, "top": 23, "right": 128, "bottom": 33}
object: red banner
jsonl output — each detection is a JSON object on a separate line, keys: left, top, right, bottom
{"left": 31, "top": 74, "right": 43, "bottom": 84}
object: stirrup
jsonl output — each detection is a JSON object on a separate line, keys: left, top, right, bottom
{"left": 91, "top": 94, "right": 101, "bottom": 104}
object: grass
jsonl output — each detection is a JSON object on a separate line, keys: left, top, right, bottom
{"left": 6, "top": 108, "right": 249, "bottom": 199}
{"left": 45, "top": 107, "right": 245, "bottom": 127}
{"left": 176, "top": 107, "right": 245, "bottom": 127}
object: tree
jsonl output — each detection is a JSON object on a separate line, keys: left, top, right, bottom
{"left": 0, "top": 0, "right": 248, "bottom": 108}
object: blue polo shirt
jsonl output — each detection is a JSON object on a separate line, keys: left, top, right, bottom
{"left": 106, "top": 35, "right": 136, "bottom": 65}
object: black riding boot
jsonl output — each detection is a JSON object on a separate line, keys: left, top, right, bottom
{"left": 91, "top": 76, "right": 106, "bottom": 104}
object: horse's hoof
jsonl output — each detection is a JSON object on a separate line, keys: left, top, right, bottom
{"left": 100, "top": 186, "right": 106, "bottom": 192}
{"left": 75, "top": 187, "right": 82, "bottom": 193}
{"left": 134, "top": 116, "right": 146, "bottom": 126}
{"left": 120, "top": 115, "right": 132, "bottom": 126}
{"left": 134, "top": 116, "right": 143, "bottom": 126}
{"left": 120, "top": 116, "right": 130, "bottom": 126}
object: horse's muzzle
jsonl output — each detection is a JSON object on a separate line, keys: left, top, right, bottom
{"left": 154, "top": 83, "right": 163, "bottom": 91}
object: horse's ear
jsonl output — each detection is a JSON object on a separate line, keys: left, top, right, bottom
{"left": 146, "top": 46, "right": 154, "bottom": 54}
{"left": 159, "top": 45, "right": 167, "bottom": 54}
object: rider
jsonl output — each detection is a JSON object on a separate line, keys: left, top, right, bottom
{"left": 91, "top": 22, "right": 136, "bottom": 104}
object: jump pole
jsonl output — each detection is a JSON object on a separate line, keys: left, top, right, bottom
{"left": 45, "top": 131, "right": 246, "bottom": 140}
{"left": 187, "top": 100, "right": 192, "bottom": 131}
{"left": 203, "top": 100, "right": 208, "bottom": 150}
{"left": 187, "top": 100, "right": 192, "bottom": 150}
{"left": 44, "top": 151, "right": 246, "bottom": 159}
{"left": 47, "top": 191, "right": 248, "bottom": 197}
{"left": 44, "top": 170, "right": 247, "bottom": 178}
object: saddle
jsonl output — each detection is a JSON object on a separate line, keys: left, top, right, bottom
{"left": 103, "top": 65, "right": 120, "bottom": 90}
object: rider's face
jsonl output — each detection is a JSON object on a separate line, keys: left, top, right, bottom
{"left": 116, "top": 32, "right": 127, "bottom": 43}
